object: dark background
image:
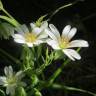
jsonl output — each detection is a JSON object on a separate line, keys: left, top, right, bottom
{"left": 0, "top": 0, "right": 96, "bottom": 96}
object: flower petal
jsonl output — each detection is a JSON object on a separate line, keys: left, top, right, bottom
{"left": 45, "top": 28, "right": 57, "bottom": 41}
{"left": 33, "top": 40, "right": 43, "bottom": 45}
{"left": 32, "top": 27, "right": 42, "bottom": 35}
{"left": 26, "top": 42, "right": 33, "bottom": 47}
{"left": 13, "top": 34, "right": 25, "bottom": 40}
{"left": 6, "top": 86, "right": 15, "bottom": 95}
{"left": 14, "top": 38, "right": 25, "bottom": 43}
{"left": 41, "top": 21, "right": 48, "bottom": 30}
{"left": 62, "top": 25, "right": 71, "bottom": 37}
{"left": 0, "top": 77, "right": 6, "bottom": 85}
{"left": 63, "top": 49, "right": 81, "bottom": 61}
{"left": 16, "top": 71, "right": 24, "bottom": 80}
{"left": 15, "top": 24, "right": 29, "bottom": 35}
{"left": 37, "top": 31, "right": 48, "bottom": 39}
{"left": 13, "top": 34, "right": 25, "bottom": 43}
{"left": 30, "top": 23, "right": 36, "bottom": 29}
{"left": 4, "top": 66, "right": 13, "bottom": 77}
{"left": 20, "top": 24, "right": 29, "bottom": 33}
{"left": 8, "top": 66, "right": 13, "bottom": 77}
{"left": 47, "top": 39, "right": 60, "bottom": 50}
{"left": 67, "top": 27, "right": 77, "bottom": 40}
{"left": 68, "top": 40, "right": 89, "bottom": 48}
{"left": 49, "top": 24, "right": 60, "bottom": 39}
{"left": 15, "top": 26, "right": 24, "bottom": 35}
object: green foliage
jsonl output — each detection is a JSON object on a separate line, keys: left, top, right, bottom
{"left": 21, "top": 45, "right": 35, "bottom": 69}
{"left": 15, "top": 87, "right": 27, "bottom": 96}
{"left": 0, "top": 0, "right": 3, "bottom": 10}
{"left": 31, "top": 74, "right": 39, "bottom": 87}
{"left": 0, "top": 89, "right": 5, "bottom": 96}
{"left": 35, "top": 15, "right": 47, "bottom": 27}
{"left": 0, "top": 22, "right": 14, "bottom": 39}
{"left": 0, "top": 0, "right": 95, "bottom": 96}
{"left": 0, "top": 16, "right": 20, "bottom": 27}
{"left": 54, "top": 50, "right": 66, "bottom": 60}
{"left": 34, "top": 88, "right": 42, "bottom": 96}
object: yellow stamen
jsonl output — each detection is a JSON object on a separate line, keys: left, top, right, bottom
{"left": 7, "top": 76, "right": 17, "bottom": 85}
{"left": 24, "top": 33, "right": 36, "bottom": 43}
{"left": 59, "top": 37, "right": 69, "bottom": 49}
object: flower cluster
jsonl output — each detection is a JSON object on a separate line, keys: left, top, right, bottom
{"left": 0, "top": 1, "right": 91, "bottom": 95}
{"left": 13, "top": 21, "right": 89, "bottom": 61}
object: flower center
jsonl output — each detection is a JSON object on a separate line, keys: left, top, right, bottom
{"left": 25, "top": 33, "right": 36, "bottom": 43}
{"left": 59, "top": 37, "right": 69, "bottom": 49}
{"left": 7, "top": 76, "right": 16, "bottom": 85}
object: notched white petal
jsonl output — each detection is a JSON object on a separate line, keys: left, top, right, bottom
{"left": 49, "top": 24, "right": 60, "bottom": 39}
{"left": 33, "top": 27, "right": 41, "bottom": 35}
{"left": 4, "top": 66, "right": 8, "bottom": 76}
{"left": 16, "top": 71, "right": 24, "bottom": 80}
{"left": 30, "top": 23, "right": 36, "bottom": 29}
{"left": 37, "top": 33, "right": 48, "bottom": 39}
{"left": 0, "top": 77, "right": 6, "bottom": 85}
{"left": 14, "top": 38, "right": 25, "bottom": 44}
{"left": 62, "top": 25, "right": 71, "bottom": 37}
{"left": 8, "top": 66, "right": 13, "bottom": 77}
{"left": 69, "top": 40, "right": 89, "bottom": 48}
{"left": 67, "top": 27, "right": 77, "bottom": 40}
{"left": 63, "top": 49, "right": 81, "bottom": 61}
{"left": 20, "top": 24, "right": 29, "bottom": 33}
{"left": 12, "top": 34, "right": 24, "bottom": 40}
{"left": 45, "top": 28, "right": 57, "bottom": 41}
{"left": 41, "top": 21, "right": 48, "bottom": 30}
{"left": 26, "top": 42, "right": 33, "bottom": 47}
{"left": 47, "top": 39, "right": 60, "bottom": 50}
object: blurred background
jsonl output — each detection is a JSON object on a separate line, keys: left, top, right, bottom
{"left": 0, "top": 0, "right": 96, "bottom": 96}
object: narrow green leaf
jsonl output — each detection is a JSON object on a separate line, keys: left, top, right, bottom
{"left": 0, "top": 22, "right": 14, "bottom": 39}
{"left": 0, "top": 89, "right": 5, "bottom": 96}
{"left": 0, "top": 15, "right": 19, "bottom": 26}
{"left": 0, "top": 0, "right": 3, "bottom": 10}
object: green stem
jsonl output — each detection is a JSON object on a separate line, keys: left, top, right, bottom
{"left": 36, "top": 51, "right": 54, "bottom": 75}
{"left": 0, "top": 48, "right": 21, "bottom": 64}
{"left": 51, "top": 83, "right": 96, "bottom": 96}
{"left": 0, "top": 15, "right": 20, "bottom": 27}
{"left": 48, "top": 59, "right": 70, "bottom": 85}
{"left": 0, "top": 89, "right": 5, "bottom": 96}
{"left": 47, "top": 0, "right": 79, "bottom": 21}
{"left": 1, "top": 8, "right": 20, "bottom": 27}
{"left": 2, "top": 8, "right": 14, "bottom": 19}
{"left": 48, "top": 48, "right": 81, "bottom": 85}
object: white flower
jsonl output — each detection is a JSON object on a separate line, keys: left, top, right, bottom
{"left": 46, "top": 24, "right": 89, "bottom": 61}
{"left": 12, "top": 21, "right": 48, "bottom": 47}
{"left": 0, "top": 66, "right": 25, "bottom": 95}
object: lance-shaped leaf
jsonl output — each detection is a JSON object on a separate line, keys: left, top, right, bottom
{"left": 0, "top": 22, "right": 14, "bottom": 39}
{"left": 0, "top": 0, "right": 3, "bottom": 10}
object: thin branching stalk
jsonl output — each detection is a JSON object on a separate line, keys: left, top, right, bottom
{"left": 0, "top": 48, "right": 21, "bottom": 64}
{"left": 51, "top": 83, "right": 96, "bottom": 96}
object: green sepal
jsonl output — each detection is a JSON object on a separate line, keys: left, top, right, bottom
{"left": 31, "top": 74, "right": 39, "bottom": 87}
{"left": 35, "top": 15, "right": 47, "bottom": 27}
{"left": 34, "top": 88, "right": 42, "bottom": 96}
{"left": 54, "top": 50, "right": 65, "bottom": 60}
{"left": 15, "top": 87, "right": 27, "bottom": 96}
